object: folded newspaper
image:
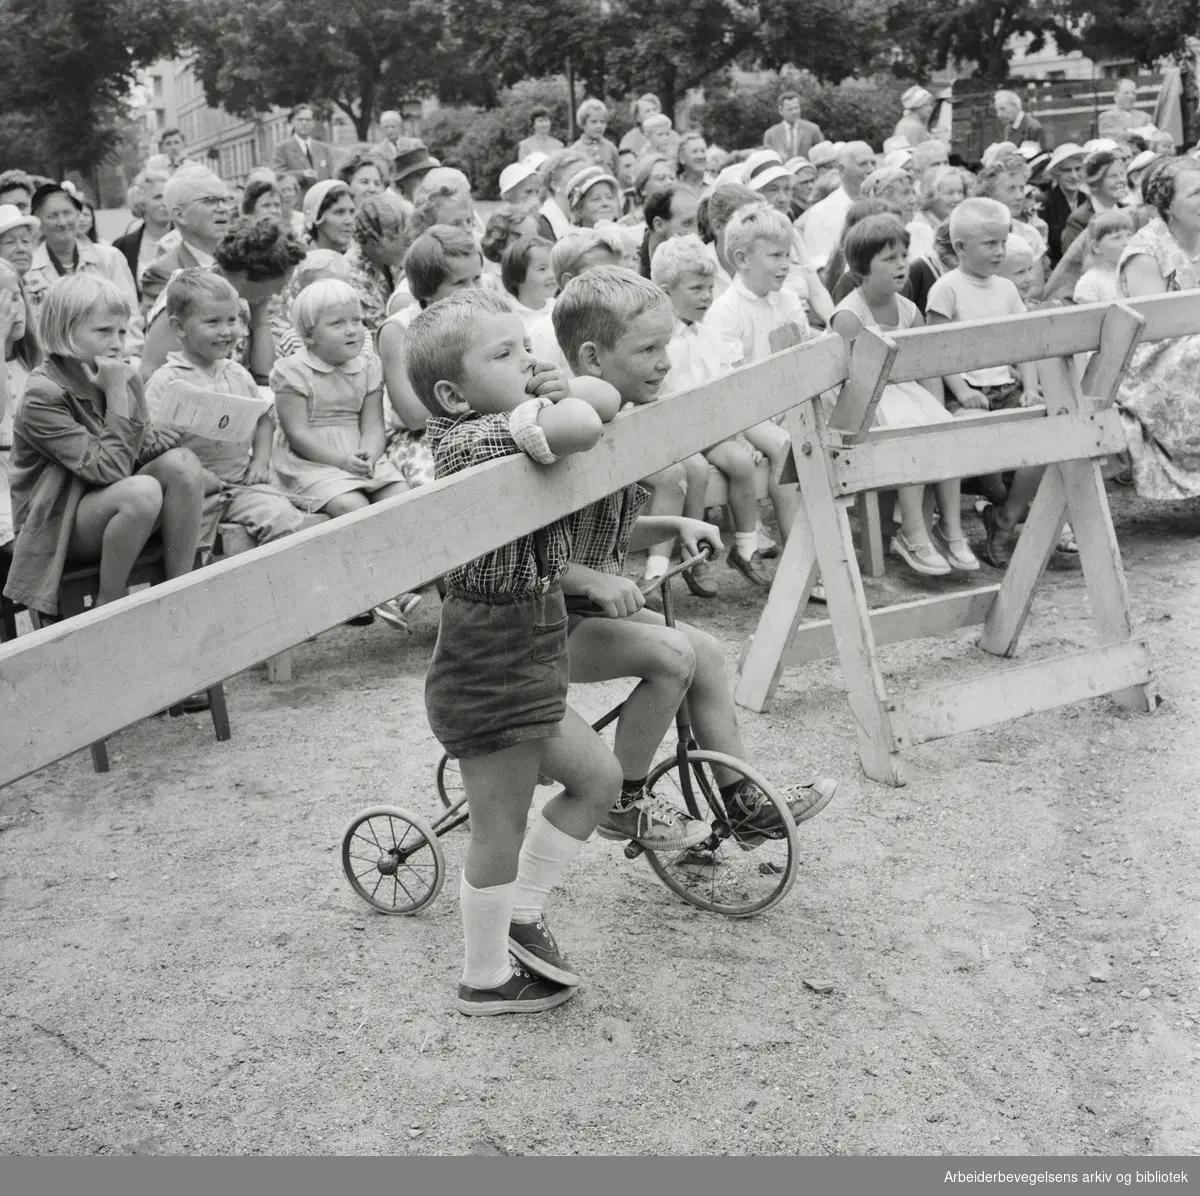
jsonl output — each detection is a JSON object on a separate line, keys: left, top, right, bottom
{"left": 155, "top": 380, "right": 271, "bottom": 443}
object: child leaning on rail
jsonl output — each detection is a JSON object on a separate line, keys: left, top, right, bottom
{"left": 550, "top": 265, "right": 839, "bottom": 846}
{"left": 408, "top": 286, "right": 625, "bottom": 1018}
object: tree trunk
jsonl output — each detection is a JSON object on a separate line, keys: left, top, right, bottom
{"left": 661, "top": 61, "right": 677, "bottom": 123}
{"left": 566, "top": 57, "right": 577, "bottom": 140}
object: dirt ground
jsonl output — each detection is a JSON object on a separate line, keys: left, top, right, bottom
{"left": 2, "top": 488, "right": 1198, "bottom": 1157}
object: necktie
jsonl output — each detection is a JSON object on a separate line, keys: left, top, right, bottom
{"left": 303, "top": 140, "right": 313, "bottom": 167}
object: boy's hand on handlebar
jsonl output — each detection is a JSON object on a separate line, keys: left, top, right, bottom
{"left": 675, "top": 518, "right": 723, "bottom": 561}
{"left": 581, "top": 572, "right": 644, "bottom": 619}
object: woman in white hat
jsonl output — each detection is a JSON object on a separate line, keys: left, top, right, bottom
{"left": 1038, "top": 143, "right": 1086, "bottom": 265}
{"left": 0, "top": 204, "right": 39, "bottom": 279}
{"left": 303, "top": 179, "right": 357, "bottom": 254}
{"left": 894, "top": 86, "right": 935, "bottom": 146}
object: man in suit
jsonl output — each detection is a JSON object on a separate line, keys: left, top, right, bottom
{"left": 993, "top": 90, "right": 1053, "bottom": 153}
{"left": 272, "top": 104, "right": 335, "bottom": 192}
{"left": 1097, "top": 78, "right": 1157, "bottom": 144}
{"left": 372, "top": 110, "right": 422, "bottom": 172}
{"left": 763, "top": 93, "right": 823, "bottom": 162}
{"left": 138, "top": 164, "right": 236, "bottom": 316}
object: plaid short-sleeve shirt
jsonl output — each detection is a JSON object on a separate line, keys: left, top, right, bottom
{"left": 567, "top": 483, "right": 649, "bottom": 575}
{"left": 427, "top": 409, "right": 572, "bottom": 597}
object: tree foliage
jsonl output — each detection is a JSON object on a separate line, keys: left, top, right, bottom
{"left": 887, "top": 0, "right": 1077, "bottom": 82}
{"left": 1070, "top": 0, "right": 1200, "bottom": 67}
{"left": 0, "top": 0, "right": 180, "bottom": 174}
{"left": 184, "top": 0, "right": 453, "bottom": 140}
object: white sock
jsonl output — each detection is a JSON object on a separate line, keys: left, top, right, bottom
{"left": 460, "top": 875, "right": 516, "bottom": 989}
{"left": 643, "top": 553, "right": 670, "bottom": 580}
{"left": 511, "top": 811, "right": 588, "bottom": 924}
{"left": 734, "top": 531, "right": 757, "bottom": 559}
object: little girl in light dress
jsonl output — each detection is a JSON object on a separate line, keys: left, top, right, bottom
{"left": 270, "top": 278, "right": 420, "bottom": 627}
{"left": 830, "top": 214, "right": 980, "bottom": 577}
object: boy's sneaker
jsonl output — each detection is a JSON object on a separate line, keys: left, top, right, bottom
{"left": 683, "top": 558, "right": 719, "bottom": 598}
{"left": 787, "top": 775, "right": 839, "bottom": 824}
{"left": 722, "top": 778, "right": 791, "bottom": 848}
{"left": 727, "top": 546, "right": 771, "bottom": 586}
{"left": 598, "top": 790, "right": 711, "bottom": 850}
{"left": 508, "top": 917, "right": 580, "bottom": 986}
{"left": 456, "top": 961, "right": 576, "bottom": 1017}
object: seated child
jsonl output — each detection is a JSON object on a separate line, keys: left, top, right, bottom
{"left": 271, "top": 248, "right": 351, "bottom": 360}
{"left": 481, "top": 204, "right": 540, "bottom": 281}
{"left": 906, "top": 220, "right": 956, "bottom": 315}
{"left": 926, "top": 198, "right": 1043, "bottom": 565}
{"left": 408, "top": 287, "right": 622, "bottom": 1016}
{"left": 500, "top": 234, "right": 557, "bottom": 332}
{"left": 830, "top": 216, "right": 979, "bottom": 575}
{"left": 527, "top": 227, "right": 625, "bottom": 372}
{"left": 926, "top": 198, "right": 1040, "bottom": 414}
{"left": 997, "top": 234, "right": 1039, "bottom": 305}
{"left": 272, "top": 279, "right": 417, "bottom": 624}
{"left": 377, "top": 225, "right": 487, "bottom": 491}
{"left": 651, "top": 234, "right": 771, "bottom": 589}
{"left": 1072, "top": 209, "right": 1133, "bottom": 305}
{"left": 146, "top": 270, "right": 306, "bottom": 550}
{"left": 703, "top": 204, "right": 807, "bottom": 550}
{"left": 0, "top": 261, "right": 41, "bottom": 554}
{"left": 552, "top": 265, "right": 839, "bottom": 843}
{"left": 3, "top": 274, "right": 204, "bottom": 616}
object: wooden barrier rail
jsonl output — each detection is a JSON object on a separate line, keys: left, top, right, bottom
{"left": 0, "top": 336, "right": 846, "bottom": 788}
{"left": 2, "top": 293, "right": 1196, "bottom": 790}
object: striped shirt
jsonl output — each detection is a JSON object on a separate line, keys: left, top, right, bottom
{"left": 567, "top": 484, "right": 649, "bottom": 575}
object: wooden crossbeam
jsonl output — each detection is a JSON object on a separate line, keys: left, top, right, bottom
{"left": 783, "top": 586, "right": 1001, "bottom": 666}
{"left": 827, "top": 409, "right": 1125, "bottom": 494}
{"left": 890, "top": 639, "right": 1153, "bottom": 748}
{"left": 0, "top": 335, "right": 847, "bottom": 788}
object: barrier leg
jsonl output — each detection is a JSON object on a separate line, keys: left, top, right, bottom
{"left": 978, "top": 465, "right": 1067, "bottom": 658}
{"left": 786, "top": 404, "right": 905, "bottom": 786}
{"left": 735, "top": 499, "right": 819, "bottom": 712}
{"left": 855, "top": 492, "right": 886, "bottom": 578}
{"left": 1058, "top": 457, "right": 1155, "bottom": 712}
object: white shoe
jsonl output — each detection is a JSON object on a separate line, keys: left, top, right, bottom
{"left": 891, "top": 533, "right": 952, "bottom": 576}
{"left": 932, "top": 525, "right": 981, "bottom": 572}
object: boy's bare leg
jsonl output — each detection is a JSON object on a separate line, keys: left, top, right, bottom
{"left": 537, "top": 707, "right": 625, "bottom": 839}
{"left": 682, "top": 454, "right": 709, "bottom": 521}
{"left": 642, "top": 462, "right": 686, "bottom": 577}
{"left": 706, "top": 441, "right": 757, "bottom": 534}
{"left": 745, "top": 422, "right": 798, "bottom": 544}
{"left": 459, "top": 741, "right": 542, "bottom": 889}
{"left": 568, "top": 617, "right": 696, "bottom": 780}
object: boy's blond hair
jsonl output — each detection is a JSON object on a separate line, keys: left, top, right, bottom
{"left": 548, "top": 227, "right": 625, "bottom": 287}
{"left": 649, "top": 234, "right": 715, "bottom": 290}
{"left": 576, "top": 98, "right": 608, "bottom": 126}
{"left": 723, "top": 204, "right": 794, "bottom": 266}
{"left": 948, "top": 197, "right": 1010, "bottom": 244}
{"left": 37, "top": 274, "right": 132, "bottom": 359}
{"left": 405, "top": 289, "right": 515, "bottom": 417}
{"left": 552, "top": 265, "right": 671, "bottom": 372}
{"left": 165, "top": 268, "right": 240, "bottom": 324}
{"left": 291, "top": 279, "right": 359, "bottom": 340}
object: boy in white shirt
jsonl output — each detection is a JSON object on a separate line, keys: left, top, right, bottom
{"left": 704, "top": 204, "right": 807, "bottom": 548}
{"left": 652, "top": 235, "right": 769, "bottom": 586}
{"left": 925, "top": 197, "right": 1043, "bottom": 565}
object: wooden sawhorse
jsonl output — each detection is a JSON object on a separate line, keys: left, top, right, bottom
{"left": 735, "top": 304, "right": 1156, "bottom": 786}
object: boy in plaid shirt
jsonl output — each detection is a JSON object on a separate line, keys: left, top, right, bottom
{"left": 552, "top": 267, "right": 839, "bottom": 842}
{"left": 411, "top": 288, "right": 623, "bottom": 1017}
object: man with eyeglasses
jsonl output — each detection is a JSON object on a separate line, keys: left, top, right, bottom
{"left": 138, "top": 164, "right": 236, "bottom": 316}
